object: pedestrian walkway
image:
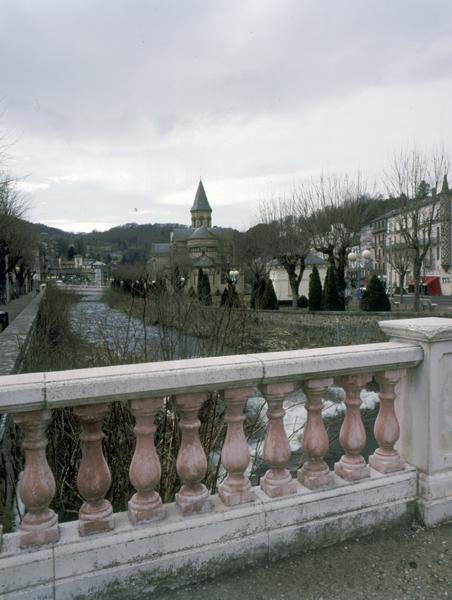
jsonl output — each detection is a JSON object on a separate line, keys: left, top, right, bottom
{"left": 140, "top": 521, "right": 452, "bottom": 600}
{"left": 0, "top": 291, "right": 37, "bottom": 329}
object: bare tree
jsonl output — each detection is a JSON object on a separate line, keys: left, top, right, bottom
{"left": 0, "top": 175, "right": 34, "bottom": 298}
{"left": 295, "top": 174, "right": 374, "bottom": 310}
{"left": 259, "top": 197, "right": 310, "bottom": 308}
{"left": 385, "top": 242, "right": 414, "bottom": 304}
{"left": 385, "top": 148, "right": 449, "bottom": 311}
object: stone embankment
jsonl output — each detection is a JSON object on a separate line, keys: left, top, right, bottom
{"left": 0, "top": 290, "right": 44, "bottom": 535}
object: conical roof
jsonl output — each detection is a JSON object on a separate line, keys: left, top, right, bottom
{"left": 191, "top": 180, "right": 212, "bottom": 213}
{"left": 440, "top": 174, "right": 450, "bottom": 194}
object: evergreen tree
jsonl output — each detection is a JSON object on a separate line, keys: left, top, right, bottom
{"left": 363, "top": 274, "right": 391, "bottom": 312}
{"left": 308, "top": 265, "right": 322, "bottom": 311}
{"left": 197, "top": 269, "right": 212, "bottom": 306}
{"left": 251, "top": 275, "right": 267, "bottom": 309}
{"left": 261, "top": 278, "right": 279, "bottom": 310}
{"left": 323, "top": 265, "right": 342, "bottom": 311}
{"left": 203, "top": 272, "right": 212, "bottom": 305}
{"left": 197, "top": 268, "right": 204, "bottom": 302}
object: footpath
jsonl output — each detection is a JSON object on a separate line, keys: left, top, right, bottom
{"left": 0, "top": 291, "right": 38, "bottom": 329}
{"left": 144, "top": 521, "right": 452, "bottom": 600}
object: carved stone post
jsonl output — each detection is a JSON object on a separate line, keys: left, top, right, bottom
{"left": 175, "top": 393, "right": 210, "bottom": 514}
{"left": 369, "top": 370, "right": 406, "bottom": 473}
{"left": 298, "top": 378, "right": 334, "bottom": 489}
{"left": 74, "top": 404, "right": 114, "bottom": 536}
{"left": 218, "top": 388, "right": 254, "bottom": 506}
{"left": 128, "top": 397, "right": 165, "bottom": 524}
{"left": 260, "top": 383, "right": 296, "bottom": 498}
{"left": 14, "top": 410, "right": 59, "bottom": 548}
{"left": 334, "top": 374, "right": 372, "bottom": 481}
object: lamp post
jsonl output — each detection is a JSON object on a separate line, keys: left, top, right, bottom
{"left": 228, "top": 269, "right": 239, "bottom": 288}
{"left": 347, "top": 249, "right": 371, "bottom": 310}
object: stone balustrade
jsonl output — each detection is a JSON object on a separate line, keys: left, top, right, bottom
{"left": 1, "top": 317, "right": 452, "bottom": 599}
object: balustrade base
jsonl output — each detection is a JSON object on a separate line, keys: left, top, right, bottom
{"left": 128, "top": 493, "right": 165, "bottom": 525}
{"left": 79, "top": 501, "right": 114, "bottom": 537}
{"left": 176, "top": 485, "right": 210, "bottom": 515}
{"left": 297, "top": 465, "right": 334, "bottom": 490}
{"left": 218, "top": 481, "right": 255, "bottom": 507}
{"left": 369, "top": 452, "right": 405, "bottom": 474}
{"left": 334, "top": 458, "right": 370, "bottom": 481}
{"left": 20, "top": 513, "right": 59, "bottom": 549}
{"left": 260, "top": 472, "right": 297, "bottom": 498}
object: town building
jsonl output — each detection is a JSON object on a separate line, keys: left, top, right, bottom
{"left": 371, "top": 175, "right": 452, "bottom": 296}
{"left": 149, "top": 181, "right": 242, "bottom": 294}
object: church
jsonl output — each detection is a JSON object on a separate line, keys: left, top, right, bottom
{"left": 149, "top": 181, "right": 242, "bottom": 294}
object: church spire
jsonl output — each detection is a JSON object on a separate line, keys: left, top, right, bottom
{"left": 190, "top": 180, "right": 212, "bottom": 228}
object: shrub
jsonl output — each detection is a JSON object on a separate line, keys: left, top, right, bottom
{"left": 261, "top": 278, "right": 279, "bottom": 310}
{"left": 308, "top": 266, "right": 322, "bottom": 311}
{"left": 323, "top": 265, "right": 342, "bottom": 311}
{"left": 297, "top": 295, "right": 308, "bottom": 308}
{"left": 363, "top": 274, "right": 391, "bottom": 312}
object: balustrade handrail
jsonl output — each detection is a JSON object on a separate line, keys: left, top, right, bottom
{"left": 0, "top": 340, "right": 423, "bottom": 413}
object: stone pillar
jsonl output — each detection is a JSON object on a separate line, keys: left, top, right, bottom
{"left": 174, "top": 393, "right": 210, "bottom": 514}
{"left": 218, "top": 388, "right": 254, "bottom": 506}
{"left": 14, "top": 410, "right": 59, "bottom": 548}
{"left": 379, "top": 317, "right": 452, "bottom": 525}
{"left": 334, "top": 374, "right": 372, "bottom": 481}
{"left": 298, "top": 378, "right": 334, "bottom": 489}
{"left": 260, "top": 383, "right": 296, "bottom": 498}
{"left": 369, "top": 370, "right": 405, "bottom": 474}
{"left": 128, "top": 397, "right": 165, "bottom": 524}
{"left": 74, "top": 404, "right": 114, "bottom": 536}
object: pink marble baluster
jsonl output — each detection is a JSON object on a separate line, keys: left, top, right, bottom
{"left": 298, "top": 378, "right": 334, "bottom": 489}
{"left": 128, "top": 397, "right": 165, "bottom": 524}
{"left": 74, "top": 404, "right": 114, "bottom": 536}
{"left": 334, "top": 374, "right": 372, "bottom": 481}
{"left": 14, "top": 410, "right": 59, "bottom": 548}
{"left": 260, "top": 383, "right": 297, "bottom": 498}
{"left": 175, "top": 393, "right": 210, "bottom": 514}
{"left": 369, "top": 370, "right": 406, "bottom": 473}
{"left": 219, "top": 388, "right": 254, "bottom": 506}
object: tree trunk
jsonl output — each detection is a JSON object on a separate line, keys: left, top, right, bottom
{"left": 413, "top": 260, "right": 422, "bottom": 312}
{"left": 288, "top": 274, "right": 299, "bottom": 309}
{"left": 399, "top": 272, "right": 405, "bottom": 304}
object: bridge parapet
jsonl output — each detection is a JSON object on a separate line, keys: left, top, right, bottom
{"left": 1, "top": 318, "right": 452, "bottom": 599}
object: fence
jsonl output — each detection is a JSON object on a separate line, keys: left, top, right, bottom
{"left": 1, "top": 317, "right": 452, "bottom": 599}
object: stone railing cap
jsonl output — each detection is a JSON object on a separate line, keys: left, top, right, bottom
{"left": 379, "top": 317, "right": 452, "bottom": 342}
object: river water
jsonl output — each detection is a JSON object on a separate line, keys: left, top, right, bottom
{"left": 70, "top": 292, "right": 205, "bottom": 361}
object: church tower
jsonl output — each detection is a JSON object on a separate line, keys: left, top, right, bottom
{"left": 190, "top": 180, "right": 212, "bottom": 228}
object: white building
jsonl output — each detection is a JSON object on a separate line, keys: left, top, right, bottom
{"left": 375, "top": 175, "right": 451, "bottom": 296}
{"left": 269, "top": 254, "right": 328, "bottom": 303}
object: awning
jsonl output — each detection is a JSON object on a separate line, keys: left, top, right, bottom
{"left": 423, "top": 276, "right": 442, "bottom": 296}
{"left": 408, "top": 276, "right": 442, "bottom": 296}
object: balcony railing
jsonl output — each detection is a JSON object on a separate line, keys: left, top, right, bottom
{"left": 1, "top": 317, "right": 452, "bottom": 599}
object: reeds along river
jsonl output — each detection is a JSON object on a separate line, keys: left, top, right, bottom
{"left": 70, "top": 292, "right": 205, "bottom": 361}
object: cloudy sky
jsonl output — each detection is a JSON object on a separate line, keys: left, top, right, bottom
{"left": 0, "top": 0, "right": 451, "bottom": 232}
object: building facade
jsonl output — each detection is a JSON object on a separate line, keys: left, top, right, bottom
{"left": 373, "top": 176, "right": 452, "bottom": 296}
